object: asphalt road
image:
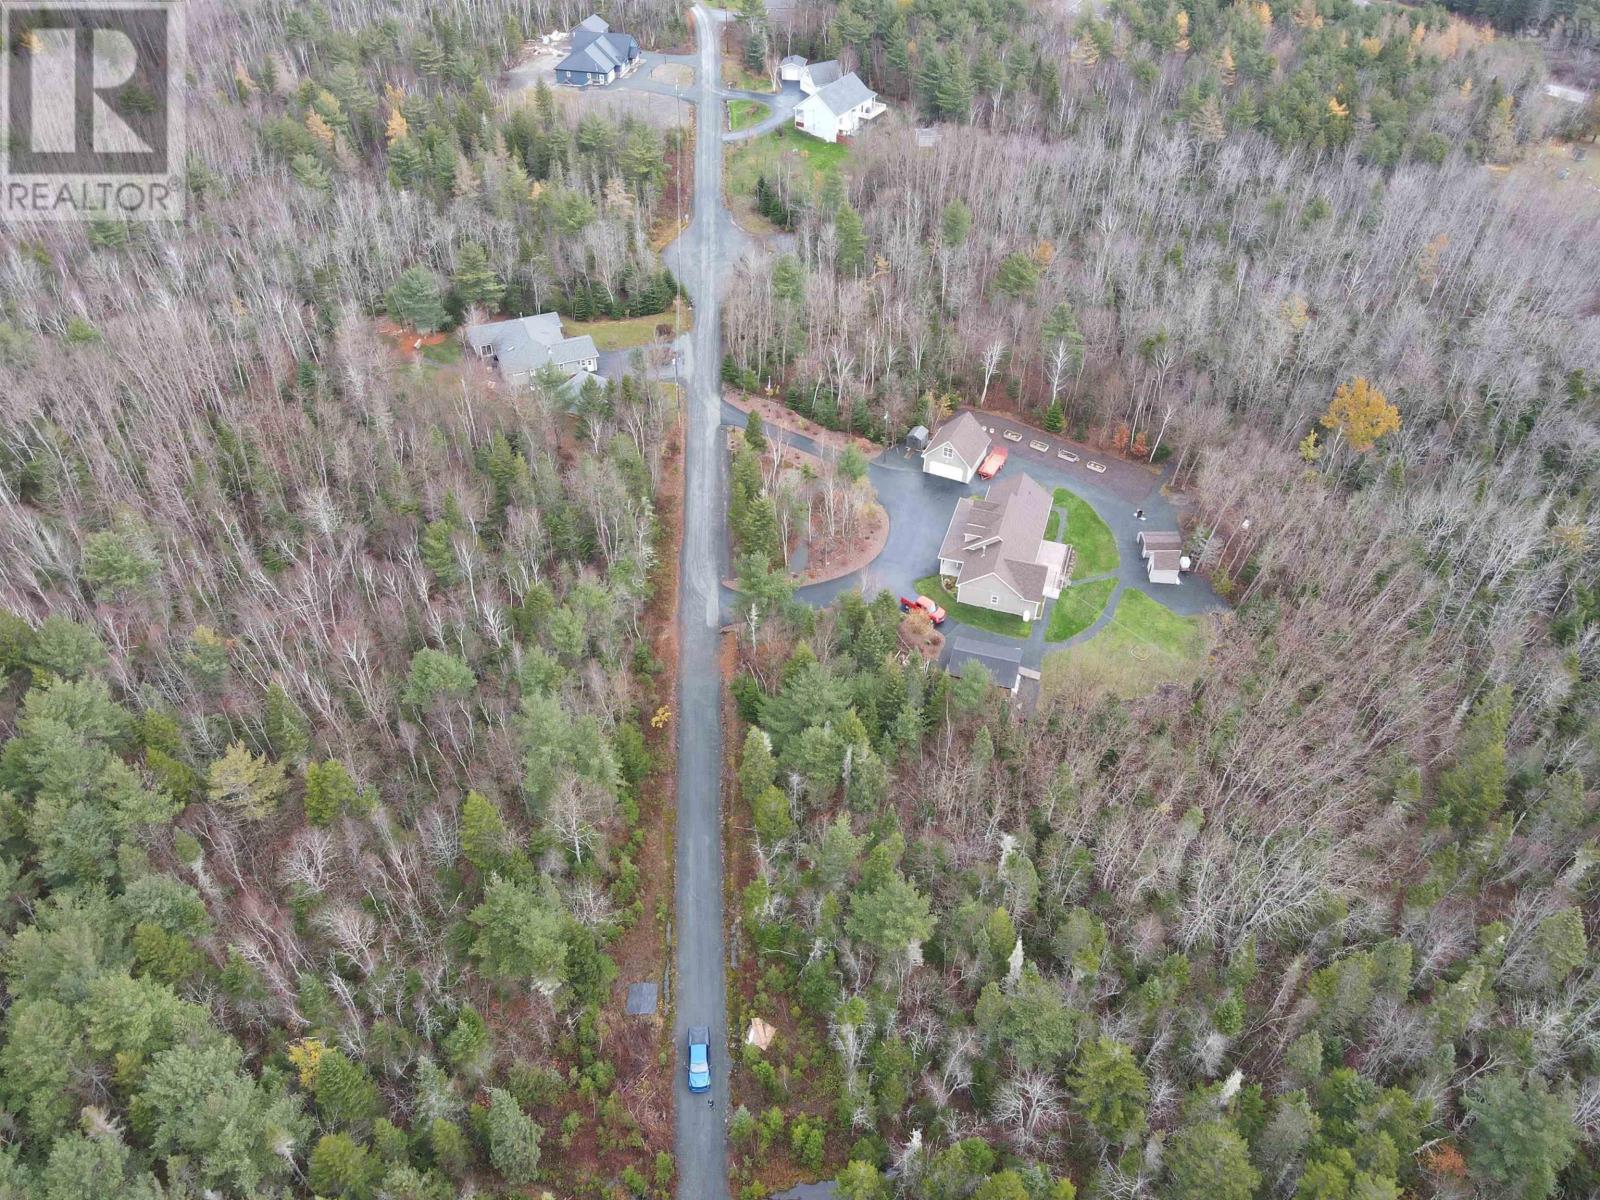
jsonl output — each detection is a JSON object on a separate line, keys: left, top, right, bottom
{"left": 667, "top": 7, "right": 732, "bottom": 1200}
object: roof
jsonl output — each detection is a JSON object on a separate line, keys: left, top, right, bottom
{"left": 947, "top": 637, "right": 1023, "bottom": 690}
{"left": 780, "top": 54, "right": 806, "bottom": 67}
{"left": 808, "top": 71, "right": 875, "bottom": 116}
{"left": 559, "top": 19, "right": 638, "bottom": 75}
{"left": 1139, "top": 530, "right": 1182, "bottom": 553}
{"left": 923, "top": 411, "right": 990, "bottom": 468}
{"left": 805, "top": 59, "right": 844, "bottom": 88}
{"left": 1147, "top": 549, "right": 1184, "bottom": 573}
{"left": 465, "top": 314, "right": 598, "bottom": 376}
{"left": 938, "top": 473, "right": 1054, "bottom": 604}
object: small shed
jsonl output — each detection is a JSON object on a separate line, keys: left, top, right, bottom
{"left": 906, "top": 424, "right": 929, "bottom": 453}
{"left": 947, "top": 637, "right": 1024, "bottom": 692}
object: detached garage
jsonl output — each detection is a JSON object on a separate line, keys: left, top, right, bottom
{"left": 922, "top": 412, "right": 991, "bottom": 483}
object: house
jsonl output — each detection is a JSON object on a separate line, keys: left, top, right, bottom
{"left": 555, "top": 14, "right": 641, "bottom": 86}
{"left": 779, "top": 54, "right": 807, "bottom": 83}
{"left": 946, "top": 637, "right": 1023, "bottom": 692}
{"left": 794, "top": 71, "right": 885, "bottom": 143}
{"left": 796, "top": 59, "right": 844, "bottom": 95}
{"left": 937, "top": 473, "right": 1070, "bottom": 622}
{"left": 1137, "top": 530, "right": 1185, "bottom": 585}
{"left": 921, "top": 412, "right": 990, "bottom": 483}
{"left": 464, "top": 313, "right": 599, "bottom": 389}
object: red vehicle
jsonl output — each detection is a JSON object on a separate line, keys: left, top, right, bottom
{"left": 976, "top": 446, "right": 1009, "bottom": 479}
{"left": 899, "top": 595, "right": 947, "bottom": 625}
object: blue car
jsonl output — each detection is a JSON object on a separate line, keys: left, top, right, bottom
{"left": 687, "top": 1026, "right": 711, "bottom": 1093}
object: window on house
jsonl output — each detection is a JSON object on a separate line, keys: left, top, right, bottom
{"left": 941, "top": 445, "right": 953, "bottom": 459}
{"left": 990, "top": 595, "right": 1000, "bottom": 606}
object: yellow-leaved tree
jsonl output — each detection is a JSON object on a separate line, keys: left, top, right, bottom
{"left": 1321, "top": 377, "right": 1401, "bottom": 452}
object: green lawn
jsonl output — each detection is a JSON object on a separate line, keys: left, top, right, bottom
{"left": 1044, "top": 510, "right": 1061, "bottom": 542}
{"left": 723, "top": 60, "right": 776, "bottom": 93}
{"left": 728, "top": 100, "right": 770, "bottom": 131}
{"left": 915, "top": 574, "right": 1031, "bottom": 639}
{"left": 420, "top": 338, "right": 461, "bottom": 365}
{"left": 1044, "top": 578, "right": 1117, "bottom": 642}
{"left": 1043, "top": 589, "right": 1208, "bottom": 699}
{"left": 1053, "top": 489, "right": 1119, "bottom": 579}
{"left": 564, "top": 300, "right": 692, "bottom": 351}
{"left": 725, "top": 128, "right": 850, "bottom": 207}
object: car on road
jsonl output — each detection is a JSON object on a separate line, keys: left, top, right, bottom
{"left": 686, "top": 1026, "right": 711, "bottom": 1093}
{"left": 899, "top": 594, "right": 947, "bottom": 625}
{"left": 977, "top": 446, "right": 1009, "bottom": 479}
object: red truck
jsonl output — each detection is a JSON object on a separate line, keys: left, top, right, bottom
{"left": 899, "top": 595, "right": 947, "bottom": 625}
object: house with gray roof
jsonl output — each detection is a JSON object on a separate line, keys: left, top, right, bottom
{"left": 793, "top": 69, "right": 884, "bottom": 143}
{"left": 556, "top": 14, "right": 641, "bottom": 86}
{"left": 937, "top": 473, "right": 1070, "bottom": 622}
{"left": 464, "top": 313, "right": 599, "bottom": 389}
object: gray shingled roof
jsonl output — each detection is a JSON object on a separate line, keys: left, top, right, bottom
{"left": 947, "top": 637, "right": 1023, "bottom": 691}
{"left": 466, "top": 314, "right": 598, "bottom": 377}
{"left": 938, "top": 473, "right": 1054, "bottom": 604}
{"left": 805, "top": 59, "right": 844, "bottom": 88}
{"left": 923, "top": 411, "right": 990, "bottom": 468}
{"left": 559, "top": 15, "right": 638, "bottom": 76}
{"left": 780, "top": 54, "right": 806, "bottom": 67}
{"left": 811, "top": 72, "right": 874, "bottom": 116}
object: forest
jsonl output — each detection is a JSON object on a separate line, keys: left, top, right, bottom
{"left": 717, "top": 0, "right": 1600, "bottom": 1198}
{"left": 0, "top": 0, "right": 693, "bottom": 1196}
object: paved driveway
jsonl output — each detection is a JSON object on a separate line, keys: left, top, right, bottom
{"left": 719, "top": 407, "right": 1226, "bottom": 671}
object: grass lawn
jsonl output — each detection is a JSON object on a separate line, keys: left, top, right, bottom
{"left": 915, "top": 574, "right": 1031, "bottom": 639}
{"left": 722, "top": 60, "right": 776, "bottom": 92}
{"left": 1043, "top": 589, "right": 1208, "bottom": 700}
{"left": 565, "top": 300, "right": 692, "bottom": 352}
{"left": 1044, "top": 577, "right": 1117, "bottom": 642}
{"left": 1053, "top": 489, "right": 1119, "bottom": 579}
{"left": 420, "top": 338, "right": 461, "bottom": 365}
{"left": 1044, "top": 510, "right": 1061, "bottom": 541}
{"left": 726, "top": 128, "right": 850, "bottom": 207}
{"left": 728, "top": 99, "right": 770, "bottom": 131}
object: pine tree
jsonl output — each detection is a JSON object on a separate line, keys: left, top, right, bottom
{"left": 263, "top": 683, "right": 310, "bottom": 760}
{"left": 460, "top": 791, "right": 509, "bottom": 874}
{"left": 452, "top": 242, "right": 504, "bottom": 311}
{"left": 303, "top": 759, "right": 357, "bottom": 827}
{"left": 483, "top": 1088, "right": 543, "bottom": 1184}
{"left": 835, "top": 204, "right": 866, "bottom": 274}
{"left": 385, "top": 266, "right": 448, "bottom": 334}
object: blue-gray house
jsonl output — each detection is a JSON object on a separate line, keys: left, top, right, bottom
{"left": 556, "top": 15, "right": 641, "bottom": 87}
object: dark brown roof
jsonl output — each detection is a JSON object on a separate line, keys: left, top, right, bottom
{"left": 1147, "top": 549, "right": 1183, "bottom": 572}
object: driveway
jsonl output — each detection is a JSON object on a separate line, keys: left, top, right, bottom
{"left": 718, "top": 406, "right": 1227, "bottom": 671}
{"left": 723, "top": 81, "right": 804, "bottom": 141}
{"left": 667, "top": 8, "right": 733, "bottom": 1200}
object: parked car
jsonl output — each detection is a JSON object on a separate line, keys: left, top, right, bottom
{"left": 686, "top": 1026, "right": 711, "bottom": 1093}
{"left": 977, "top": 446, "right": 1009, "bottom": 479}
{"left": 899, "top": 594, "right": 947, "bottom": 625}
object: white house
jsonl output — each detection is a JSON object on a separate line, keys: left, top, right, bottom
{"left": 779, "top": 54, "right": 807, "bottom": 83}
{"left": 921, "top": 412, "right": 990, "bottom": 483}
{"left": 793, "top": 71, "right": 885, "bottom": 143}
{"left": 795, "top": 59, "right": 843, "bottom": 94}
{"left": 937, "top": 473, "right": 1069, "bottom": 622}
{"left": 1137, "top": 530, "right": 1185, "bottom": 585}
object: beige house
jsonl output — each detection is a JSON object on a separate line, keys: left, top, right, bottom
{"left": 937, "top": 473, "right": 1069, "bottom": 621}
{"left": 921, "top": 412, "right": 991, "bottom": 483}
{"left": 1137, "top": 530, "right": 1185, "bottom": 585}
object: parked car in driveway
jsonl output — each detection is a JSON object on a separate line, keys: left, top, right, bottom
{"left": 899, "top": 594, "right": 947, "bottom": 625}
{"left": 977, "top": 446, "right": 1009, "bottom": 479}
{"left": 686, "top": 1026, "right": 711, "bottom": 1093}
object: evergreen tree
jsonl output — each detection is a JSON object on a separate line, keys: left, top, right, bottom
{"left": 483, "top": 1088, "right": 543, "bottom": 1184}
{"left": 452, "top": 242, "right": 504, "bottom": 311}
{"left": 385, "top": 266, "right": 448, "bottom": 333}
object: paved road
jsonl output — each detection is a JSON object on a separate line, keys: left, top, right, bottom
{"left": 667, "top": 7, "right": 732, "bottom": 1200}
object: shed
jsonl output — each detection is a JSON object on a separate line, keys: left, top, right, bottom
{"left": 947, "top": 637, "right": 1023, "bottom": 692}
{"left": 906, "top": 424, "right": 929, "bottom": 453}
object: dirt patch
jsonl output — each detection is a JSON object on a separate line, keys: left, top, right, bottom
{"left": 375, "top": 318, "right": 449, "bottom": 363}
{"left": 725, "top": 388, "right": 879, "bottom": 456}
{"left": 653, "top": 62, "right": 693, "bottom": 88}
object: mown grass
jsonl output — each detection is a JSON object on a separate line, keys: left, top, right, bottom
{"left": 1042, "top": 589, "right": 1208, "bottom": 700}
{"left": 725, "top": 127, "right": 850, "bottom": 207}
{"left": 728, "top": 99, "right": 770, "bottom": 131}
{"left": 565, "top": 300, "right": 692, "bottom": 351}
{"left": 1044, "top": 577, "right": 1117, "bottom": 642}
{"left": 1053, "top": 488, "right": 1119, "bottom": 579}
{"left": 915, "top": 574, "right": 1031, "bottom": 639}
